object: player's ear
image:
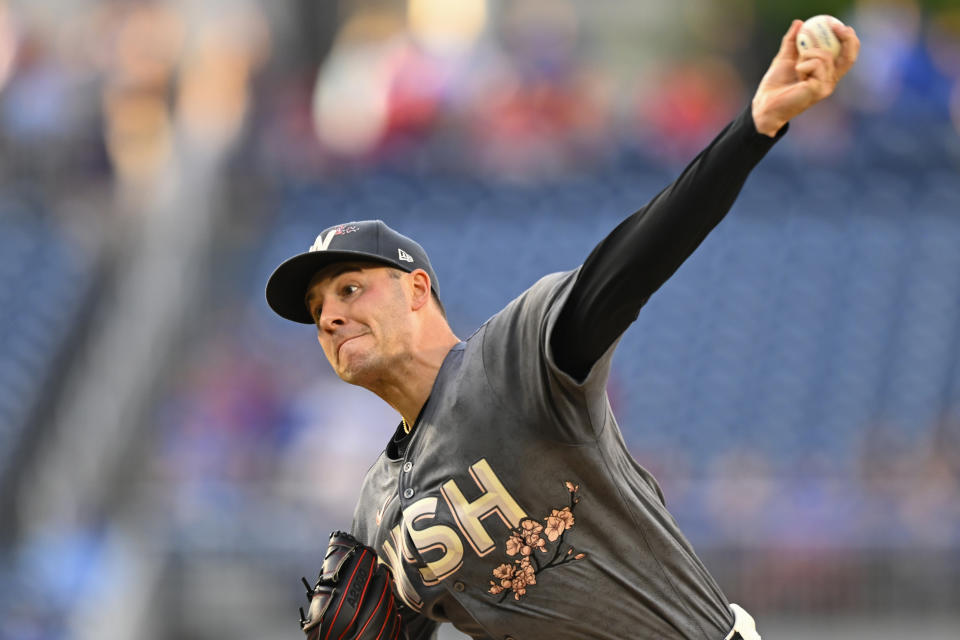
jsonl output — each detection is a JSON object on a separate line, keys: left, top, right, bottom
{"left": 408, "top": 269, "right": 432, "bottom": 311}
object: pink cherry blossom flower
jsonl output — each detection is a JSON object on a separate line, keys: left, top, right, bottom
{"left": 492, "top": 563, "right": 515, "bottom": 580}
{"left": 519, "top": 519, "right": 547, "bottom": 552}
{"left": 544, "top": 506, "right": 575, "bottom": 541}
{"left": 510, "top": 570, "right": 530, "bottom": 598}
{"left": 518, "top": 557, "right": 536, "bottom": 585}
{"left": 520, "top": 519, "right": 543, "bottom": 538}
{"left": 505, "top": 532, "right": 524, "bottom": 556}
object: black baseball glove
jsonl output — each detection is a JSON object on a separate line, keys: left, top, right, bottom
{"left": 299, "top": 531, "right": 403, "bottom": 640}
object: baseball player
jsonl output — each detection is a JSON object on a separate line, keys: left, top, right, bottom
{"left": 266, "top": 19, "right": 859, "bottom": 640}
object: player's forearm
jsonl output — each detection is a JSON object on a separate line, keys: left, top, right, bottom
{"left": 604, "top": 103, "right": 786, "bottom": 294}
{"left": 552, "top": 104, "right": 785, "bottom": 380}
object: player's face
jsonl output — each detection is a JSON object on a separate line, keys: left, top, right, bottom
{"left": 305, "top": 262, "right": 414, "bottom": 386}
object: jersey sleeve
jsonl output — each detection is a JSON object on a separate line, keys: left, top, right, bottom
{"left": 479, "top": 269, "right": 613, "bottom": 444}
{"left": 551, "top": 103, "right": 786, "bottom": 381}
{"left": 480, "top": 105, "right": 786, "bottom": 442}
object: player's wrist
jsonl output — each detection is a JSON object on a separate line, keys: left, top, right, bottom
{"left": 751, "top": 98, "right": 785, "bottom": 138}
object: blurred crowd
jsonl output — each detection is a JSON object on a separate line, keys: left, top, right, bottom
{"left": 250, "top": 0, "right": 960, "bottom": 177}
{"left": 1, "top": 0, "right": 958, "bottom": 184}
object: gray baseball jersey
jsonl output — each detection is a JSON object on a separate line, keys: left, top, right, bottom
{"left": 351, "top": 269, "right": 735, "bottom": 640}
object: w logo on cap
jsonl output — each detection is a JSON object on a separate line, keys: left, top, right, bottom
{"left": 398, "top": 248, "right": 414, "bottom": 263}
{"left": 309, "top": 230, "right": 336, "bottom": 252}
{"left": 309, "top": 225, "right": 360, "bottom": 252}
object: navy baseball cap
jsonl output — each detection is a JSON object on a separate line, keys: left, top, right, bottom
{"left": 266, "top": 220, "right": 439, "bottom": 324}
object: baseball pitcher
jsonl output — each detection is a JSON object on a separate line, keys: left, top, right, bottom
{"left": 266, "top": 19, "right": 859, "bottom": 640}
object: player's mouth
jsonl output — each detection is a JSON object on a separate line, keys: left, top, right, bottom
{"left": 336, "top": 333, "right": 367, "bottom": 358}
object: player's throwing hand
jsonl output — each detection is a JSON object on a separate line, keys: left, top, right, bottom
{"left": 752, "top": 18, "right": 860, "bottom": 136}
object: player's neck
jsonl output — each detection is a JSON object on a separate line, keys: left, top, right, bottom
{"left": 372, "top": 330, "right": 459, "bottom": 427}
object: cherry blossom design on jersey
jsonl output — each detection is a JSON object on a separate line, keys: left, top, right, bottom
{"left": 488, "top": 481, "right": 587, "bottom": 601}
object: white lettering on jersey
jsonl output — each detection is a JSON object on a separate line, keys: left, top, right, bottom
{"left": 380, "top": 524, "right": 424, "bottom": 611}
{"left": 441, "top": 459, "right": 528, "bottom": 556}
{"left": 376, "top": 458, "right": 527, "bottom": 602}
{"left": 403, "top": 497, "right": 464, "bottom": 584}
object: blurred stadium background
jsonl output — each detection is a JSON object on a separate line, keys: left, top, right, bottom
{"left": 1, "top": 0, "right": 959, "bottom": 638}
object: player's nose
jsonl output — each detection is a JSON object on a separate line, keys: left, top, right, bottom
{"left": 317, "top": 300, "right": 347, "bottom": 333}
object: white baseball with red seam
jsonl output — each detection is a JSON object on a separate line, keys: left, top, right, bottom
{"left": 796, "top": 15, "right": 843, "bottom": 58}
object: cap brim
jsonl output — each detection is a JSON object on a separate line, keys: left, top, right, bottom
{"left": 265, "top": 250, "right": 400, "bottom": 324}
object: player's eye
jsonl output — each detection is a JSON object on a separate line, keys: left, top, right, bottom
{"left": 341, "top": 284, "right": 359, "bottom": 297}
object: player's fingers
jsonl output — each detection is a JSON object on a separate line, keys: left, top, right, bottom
{"left": 796, "top": 54, "right": 833, "bottom": 79}
{"left": 795, "top": 58, "right": 820, "bottom": 81}
{"left": 795, "top": 57, "right": 835, "bottom": 99}
{"left": 795, "top": 47, "right": 833, "bottom": 75}
{"left": 834, "top": 25, "right": 860, "bottom": 78}
{"left": 777, "top": 19, "right": 803, "bottom": 61}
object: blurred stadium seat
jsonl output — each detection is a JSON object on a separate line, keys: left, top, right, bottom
{"left": 0, "top": 201, "right": 97, "bottom": 491}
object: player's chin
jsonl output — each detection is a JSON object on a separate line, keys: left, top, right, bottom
{"left": 335, "top": 363, "right": 358, "bottom": 381}
{"left": 334, "top": 353, "right": 377, "bottom": 386}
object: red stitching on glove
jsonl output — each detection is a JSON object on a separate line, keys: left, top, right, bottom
{"left": 337, "top": 550, "right": 378, "bottom": 640}
{"left": 353, "top": 571, "right": 389, "bottom": 639}
{"left": 375, "top": 594, "right": 394, "bottom": 640}
{"left": 324, "top": 548, "right": 369, "bottom": 640}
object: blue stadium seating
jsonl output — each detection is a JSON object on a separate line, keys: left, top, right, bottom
{"left": 0, "top": 203, "right": 95, "bottom": 483}
{"left": 252, "top": 131, "right": 960, "bottom": 475}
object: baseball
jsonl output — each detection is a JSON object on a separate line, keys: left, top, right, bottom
{"left": 796, "top": 15, "right": 843, "bottom": 58}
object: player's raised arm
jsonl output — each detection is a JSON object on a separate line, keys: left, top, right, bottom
{"left": 551, "top": 18, "right": 859, "bottom": 382}
{"left": 752, "top": 18, "right": 860, "bottom": 136}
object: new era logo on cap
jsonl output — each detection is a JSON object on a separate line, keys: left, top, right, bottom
{"left": 398, "top": 248, "right": 413, "bottom": 263}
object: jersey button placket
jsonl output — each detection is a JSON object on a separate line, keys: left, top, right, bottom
{"left": 401, "top": 461, "right": 414, "bottom": 501}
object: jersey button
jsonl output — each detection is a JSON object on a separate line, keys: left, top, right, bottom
{"left": 402, "top": 488, "right": 415, "bottom": 499}
{"left": 402, "top": 461, "right": 413, "bottom": 473}
{"left": 453, "top": 581, "right": 465, "bottom": 592}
